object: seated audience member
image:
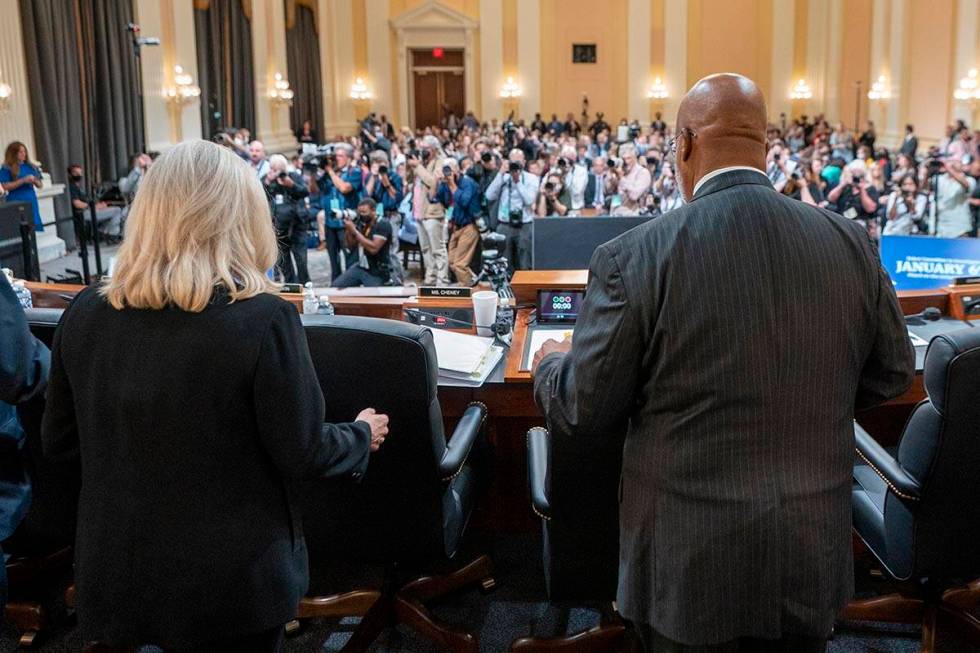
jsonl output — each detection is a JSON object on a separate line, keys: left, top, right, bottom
{"left": 883, "top": 174, "right": 928, "bottom": 235}
{"left": 536, "top": 173, "right": 568, "bottom": 217}
{"left": 765, "top": 142, "right": 797, "bottom": 192}
{"left": 41, "top": 140, "right": 388, "bottom": 652}
{"left": 118, "top": 153, "right": 151, "bottom": 203}
{"left": 784, "top": 162, "right": 827, "bottom": 208}
{"left": 827, "top": 163, "right": 880, "bottom": 238}
{"left": 333, "top": 198, "right": 393, "bottom": 288}
{"left": 263, "top": 154, "right": 311, "bottom": 284}
{"left": 67, "top": 165, "right": 123, "bottom": 241}
{"left": 431, "top": 159, "right": 481, "bottom": 286}
{"left": 610, "top": 143, "right": 652, "bottom": 215}
{"left": 0, "top": 272, "right": 50, "bottom": 611}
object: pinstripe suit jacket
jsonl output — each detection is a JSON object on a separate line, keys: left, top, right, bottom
{"left": 533, "top": 169, "right": 914, "bottom": 645}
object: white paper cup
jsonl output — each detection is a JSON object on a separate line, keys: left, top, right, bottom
{"left": 472, "top": 290, "right": 499, "bottom": 337}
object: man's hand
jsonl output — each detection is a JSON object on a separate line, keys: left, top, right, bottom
{"left": 356, "top": 408, "right": 390, "bottom": 452}
{"left": 343, "top": 216, "right": 357, "bottom": 233}
{"left": 531, "top": 337, "right": 572, "bottom": 377}
{"left": 281, "top": 175, "right": 294, "bottom": 188}
{"left": 96, "top": 201, "right": 108, "bottom": 210}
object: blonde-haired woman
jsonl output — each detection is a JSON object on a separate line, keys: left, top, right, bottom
{"left": 41, "top": 140, "right": 388, "bottom": 652}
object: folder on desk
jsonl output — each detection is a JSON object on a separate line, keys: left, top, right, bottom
{"left": 426, "top": 328, "right": 495, "bottom": 377}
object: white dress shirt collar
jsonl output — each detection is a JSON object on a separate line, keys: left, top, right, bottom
{"left": 692, "top": 166, "right": 768, "bottom": 196}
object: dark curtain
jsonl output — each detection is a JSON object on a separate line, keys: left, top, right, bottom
{"left": 195, "top": 0, "right": 256, "bottom": 139}
{"left": 286, "top": 3, "right": 323, "bottom": 137}
{"left": 77, "top": 0, "right": 145, "bottom": 184}
{"left": 18, "top": 0, "right": 87, "bottom": 241}
{"left": 19, "top": 0, "right": 143, "bottom": 189}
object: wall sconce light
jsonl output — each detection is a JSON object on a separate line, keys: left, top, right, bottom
{"left": 269, "top": 72, "right": 295, "bottom": 105}
{"left": 646, "top": 77, "right": 668, "bottom": 100}
{"left": 0, "top": 70, "right": 11, "bottom": 111}
{"left": 350, "top": 77, "right": 373, "bottom": 101}
{"left": 953, "top": 68, "right": 979, "bottom": 102}
{"left": 789, "top": 79, "right": 813, "bottom": 100}
{"left": 499, "top": 76, "right": 522, "bottom": 99}
{"left": 867, "top": 75, "right": 890, "bottom": 101}
{"left": 164, "top": 65, "right": 200, "bottom": 107}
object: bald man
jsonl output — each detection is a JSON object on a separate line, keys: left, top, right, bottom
{"left": 532, "top": 74, "right": 913, "bottom": 652}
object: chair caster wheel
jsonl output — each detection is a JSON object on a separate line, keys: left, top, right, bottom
{"left": 480, "top": 576, "right": 497, "bottom": 593}
{"left": 284, "top": 619, "right": 302, "bottom": 637}
{"left": 19, "top": 630, "right": 39, "bottom": 648}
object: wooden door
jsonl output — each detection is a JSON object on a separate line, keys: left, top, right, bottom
{"left": 411, "top": 49, "right": 465, "bottom": 129}
{"left": 413, "top": 71, "right": 442, "bottom": 130}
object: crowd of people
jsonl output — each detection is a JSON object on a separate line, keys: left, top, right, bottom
{"left": 252, "top": 110, "right": 979, "bottom": 287}
{"left": 4, "top": 111, "right": 978, "bottom": 288}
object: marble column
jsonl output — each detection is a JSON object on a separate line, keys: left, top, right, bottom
{"left": 253, "top": 0, "right": 299, "bottom": 152}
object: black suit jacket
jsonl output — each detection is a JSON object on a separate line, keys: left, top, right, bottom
{"left": 900, "top": 135, "right": 918, "bottom": 159}
{"left": 534, "top": 170, "right": 914, "bottom": 644}
{"left": 41, "top": 288, "right": 371, "bottom": 648}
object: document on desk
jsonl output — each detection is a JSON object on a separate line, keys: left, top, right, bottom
{"left": 907, "top": 329, "right": 929, "bottom": 348}
{"left": 426, "top": 328, "right": 495, "bottom": 376}
{"left": 520, "top": 326, "right": 575, "bottom": 371}
{"left": 438, "top": 346, "right": 504, "bottom": 387}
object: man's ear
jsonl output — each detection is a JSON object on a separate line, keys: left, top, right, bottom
{"left": 679, "top": 130, "right": 693, "bottom": 163}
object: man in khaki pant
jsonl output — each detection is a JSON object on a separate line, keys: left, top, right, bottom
{"left": 408, "top": 136, "right": 449, "bottom": 286}
{"left": 430, "top": 158, "right": 482, "bottom": 286}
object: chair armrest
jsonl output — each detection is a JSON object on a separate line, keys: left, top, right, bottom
{"left": 854, "top": 423, "right": 921, "bottom": 501}
{"left": 438, "top": 402, "right": 486, "bottom": 481}
{"left": 526, "top": 427, "right": 551, "bottom": 520}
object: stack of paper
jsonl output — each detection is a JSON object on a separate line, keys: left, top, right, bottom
{"left": 426, "top": 328, "right": 502, "bottom": 387}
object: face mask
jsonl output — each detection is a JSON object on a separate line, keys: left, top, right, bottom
{"left": 70, "top": 174, "right": 83, "bottom": 182}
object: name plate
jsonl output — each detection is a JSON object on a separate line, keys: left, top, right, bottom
{"left": 420, "top": 286, "right": 472, "bottom": 298}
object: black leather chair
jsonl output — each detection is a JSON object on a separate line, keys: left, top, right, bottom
{"left": 3, "top": 309, "right": 80, "bottom": 648}
{"left": 845, "top": 328, "right": 980, "bottom": 652}
{"left": 512, "top": 427, "right": 633, "bottom": 652}
{"left": 296, "top": 315, "right": 493, "bottom": 653}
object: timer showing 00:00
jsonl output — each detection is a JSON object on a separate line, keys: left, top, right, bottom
{"left": 551, "top": 296, "right": 574, "bottom": 311}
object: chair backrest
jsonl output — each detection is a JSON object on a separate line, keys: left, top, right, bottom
{"left": 299, "top": 315, "right": 449, "bottom": 569}
{"left": 12, "top": 309, "right": 80, "bottom": 553}
{"left": 545, "top": 429, "right": 623, "bottom": 602}
{"left": 889, "top": 327, "right": 980, "bottom": 579}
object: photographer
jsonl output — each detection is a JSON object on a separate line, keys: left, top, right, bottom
{"left": 264, "top": 154, "right": 310, "bottom": 284}
{"left": 654, "top": 161, "right": 684, "bottom": 213}
{"left": 610, "top": 143, "right": 652, "bottom": 216}
{"left": 934, "top": 158, "right": 976, "bottom": 238}
{"left": 782, "top": 164, "right": 826, "bottom": 208}
{"left": 827, "top": 164, "right": 880, "bottom": 237}
{"left": 364, "top": 152, "right": 404, "bottom": 214}
{"left": 316, "top": 144, "right": 362, "bottom": 281}
{"left": 882, "top": 174, "right": 928, "bottom": 235}
{"left": 408, "top": 135, "right": 449, "bottom": 286}
{"left": 431, "top": 159, "right": 481, "bottom": 286}
{"left": 536, "top": 173, "right": 568, "bottom": 217}
{"left": 484, "top": 149, "right": 539, "bottom": 271}
{"left": 555, "top": 145, "right": 588, "bottom": 211}
{"left": 333, "top": 198, "right": 392, "bottom": 288}
{"left": 765, "top": 142, "right": 796, "bottom": 192}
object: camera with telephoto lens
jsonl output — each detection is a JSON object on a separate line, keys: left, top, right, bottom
{"left": 543, "top": 181, "right": 555, "bottom": 193}
{"left": 508, "top": 161, "right": 523, "bottom": 174}
{"left": 332, "top": 207, "right": 366, "bottom": 230}
{"left": 442, "top": 165, "right": 454, "bottom": 178}
{"left": 925, "top": 157, "right": 945, "bottom": 177}
{"left": 378, "top": 165, "right": 388, "bottom": 177}
{"left": 301, "top": 144, "right": 338, "bottom": 170}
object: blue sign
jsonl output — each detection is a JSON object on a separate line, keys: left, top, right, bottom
{"left": 880, "top": 236, "right": 980, "bottom": 290}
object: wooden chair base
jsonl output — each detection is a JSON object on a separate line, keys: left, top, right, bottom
{"left": 3, "top": 545, "right": 74, "bottom": 649}
{"left": 840, "top": 578, "right": 980, "bottom": 653}
{"left": 296, "top": 554, "right": 494, "bottom": 653}
{"left": 509, "top": 603, "right": 637, "bottom": 653}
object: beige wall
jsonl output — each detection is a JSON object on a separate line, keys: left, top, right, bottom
{"left": 7, "top": 0, "right": 979, "bottom": 152}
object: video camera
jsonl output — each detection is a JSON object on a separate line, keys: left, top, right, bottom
{"left": 301, "top": 144, "right": 340, "bottom": 171}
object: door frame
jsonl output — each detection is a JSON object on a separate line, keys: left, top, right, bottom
{"left": 391, "top": 1, "right": 477, "bottom": 129}
{"left": 409, "top": 58, "right": 466, "bottom": 130}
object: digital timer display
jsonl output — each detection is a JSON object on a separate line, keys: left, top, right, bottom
{"left": 537, "top": 289, "right": 584, "bottom": 323}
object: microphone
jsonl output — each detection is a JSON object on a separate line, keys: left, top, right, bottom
{"left": 962, "top": 297, "right": 980, "bottom": 317}
{"left": 404, "top": 307, "right": 513, "bottom": 340}
{"left": 905, "top": 306, "right": 942, "bottom": 325}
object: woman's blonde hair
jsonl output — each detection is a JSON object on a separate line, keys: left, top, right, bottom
{"left": 101, "top": 140, "right": 278, "bottom": 312}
